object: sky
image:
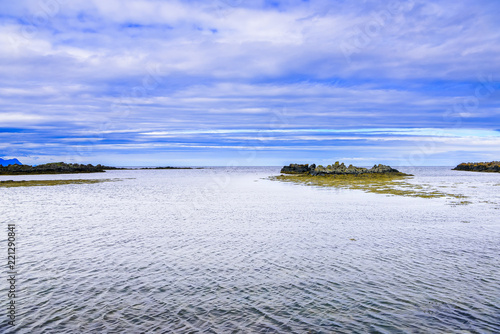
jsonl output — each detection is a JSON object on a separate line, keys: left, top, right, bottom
{"left": 0, "top": 0, "right": 499, "bottom": 166}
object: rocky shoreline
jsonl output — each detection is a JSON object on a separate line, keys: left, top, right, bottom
{"left": 281, "top": 162, "right": 407, "bottom": 176}
{"left": 453, "top": 161, "right": 500, "bottom": 173}
{"left": 0, "top": 162, "right": 112, "bottom": 175}
{"left": 0, "top": 162, "right": 203, "bottom": 175}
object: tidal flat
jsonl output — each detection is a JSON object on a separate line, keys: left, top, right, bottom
{"left": 0, "top": 178, "right": 121, "bottom": 187}
{"left": 269, "top": 172, "right": 468, "bottom": 200}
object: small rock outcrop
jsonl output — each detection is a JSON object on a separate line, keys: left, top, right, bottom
{"left": 280, "top": 164, "right": 316, "bottom": 174}
{"left": 453, "top": 161, "right": 500, "bottom": 173}
{"left": 281, "top": 161, "right": 401, "bottom": 176}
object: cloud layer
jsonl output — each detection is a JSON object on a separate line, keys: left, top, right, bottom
{"left": 1, "top": 0, "right": 499, "bottom": 165}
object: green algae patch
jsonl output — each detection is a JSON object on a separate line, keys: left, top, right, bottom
{"left": 449, "top": 200, "right": 473, "bottom": 206}
{"left": 269, "top": 173, "right": 467, "bottom": 200}
{"left": 0, "top": 178, "right": 122, "bottom": 188}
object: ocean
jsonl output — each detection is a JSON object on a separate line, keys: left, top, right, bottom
{"left": 1, "top": 167, "right": 499, "bottom": 333}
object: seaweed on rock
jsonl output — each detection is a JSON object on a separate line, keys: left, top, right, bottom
{"left": 280, "top": 161, "right": 407, "bottom": 176}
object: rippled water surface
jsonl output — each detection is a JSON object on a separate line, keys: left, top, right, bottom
{"left": 1, "top": 167, "right": 499, "bottom": 333}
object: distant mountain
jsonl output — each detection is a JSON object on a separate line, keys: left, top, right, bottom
{"left": 0, "top": 158, "right": 22, "bottom": 166}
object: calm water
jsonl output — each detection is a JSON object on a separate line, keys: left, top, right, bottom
{"left": 1, "top": 167, "right": 499, "bottom": 333}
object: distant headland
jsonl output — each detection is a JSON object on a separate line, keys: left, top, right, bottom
{"left": 0, "top": 162, "right": 111, "bottom": 175}
{"left": 0, "top": 161, "right": 201, "bottom": 175}
{"left": 453, "top": 161, "right": 500, "bottom": 173}
{"left": 140, "top": 166, "right": 202, "bottom": 170}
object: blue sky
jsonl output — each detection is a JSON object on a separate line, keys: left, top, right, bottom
{"left": 1, "top": 0, "right": 499, "bottom": 166}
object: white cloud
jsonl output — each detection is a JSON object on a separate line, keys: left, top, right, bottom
{"left": 1, "top": 0, "right": 499, "bottom": 164}
{"left": 0, "top": 113, "right": 47, "bottom": 124}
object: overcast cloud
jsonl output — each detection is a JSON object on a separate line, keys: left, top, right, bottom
{"left": 1, "top": 0, "right": 499, "bottom": 166}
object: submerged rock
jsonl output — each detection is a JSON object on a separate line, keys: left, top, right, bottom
{"left": 453, "top": 161, "right": 500, "bottom": 173}
{"left": 281, "top": 161, "right": 401, "bottom": 176}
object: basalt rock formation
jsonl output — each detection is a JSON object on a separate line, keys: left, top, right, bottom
{"left": 281, "top": 161, "right": 403, "bottom": 176}
{"left": 453, "top": 161, "right": 500, "bottom": 173}
{"left": 280, "top": 164, "right": 315, "bottom": 174}
{"left": 0, "top": 162, "right": 110, "bottom": 175}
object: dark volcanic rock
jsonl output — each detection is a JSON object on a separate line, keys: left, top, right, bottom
{"left": 453, "top": 161, "right": 500, "bottom": 173}
{"left": 0, "top": 162, "right": 108, "bottom": 175}
{"left": 369, "top": 164, "right": 399, "bottom": 174}
{"left": 280, "top": 164, "right": 316, "bottom": 174}
{"left": 281, "top": 161, "right": 401, "bottom": 176}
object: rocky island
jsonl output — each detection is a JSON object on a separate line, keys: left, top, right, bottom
{"left": 453, "top": 161, "right": 500, "bottom": 173}
{"left": 281, "top": 162, "right": 406, "bottom": 176}
{"left": 0, "top": 162, "right": 114, "bottom": 175}
{"left": 270, "top": 161, "right": 466, "bottom": 200}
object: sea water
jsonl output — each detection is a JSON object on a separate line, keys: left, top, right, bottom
{"left": 1, "top": 167, "right": 499, "bottom": 333}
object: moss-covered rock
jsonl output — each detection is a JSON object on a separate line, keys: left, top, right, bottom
{"left": 281, "top": 161, "right": 404, "bottom": 176}
{"left": 280, "top": 163, "right": 315, "bottom": 174}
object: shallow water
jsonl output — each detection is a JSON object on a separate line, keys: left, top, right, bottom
{"left": 1, "top": 167, "right": 499, "bottom": 333}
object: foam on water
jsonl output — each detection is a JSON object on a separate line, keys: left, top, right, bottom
{"left": 1, "top": 167, "right": 499, "bottom": 333}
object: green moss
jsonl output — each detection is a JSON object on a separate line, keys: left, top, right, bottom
{"left": 269, "top": 173, "right": 467, "bottom": 200}
{"left": 0, "top": 178, "right": 121, "bottom": 188}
